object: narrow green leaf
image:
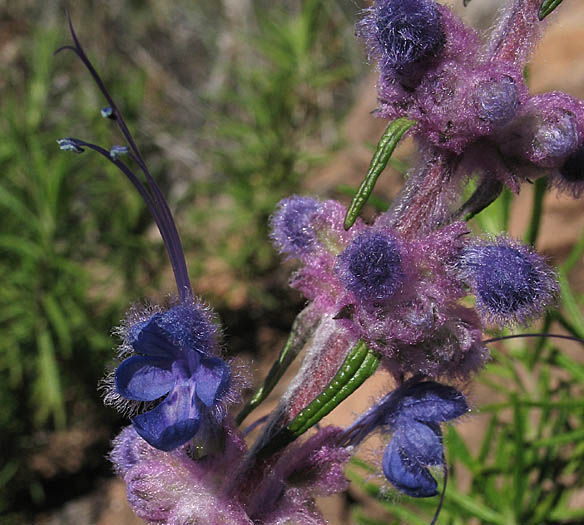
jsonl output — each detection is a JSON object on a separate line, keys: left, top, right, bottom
{"left": 478, "top": 413, "right": 499, "bottom": 464}
{"left": 539, "top": 0, "right": 564, "bottom": 20}
{"left": 287, "top": 340, "right": 380, "bottom": 436}
{"left": 344, "top": 118, "right": 415, "bottom": 230}
{"left": 549, "top": 508, "right": 584, "bottom": 521}
{"left": 0, "top": 182, "right": 38, "bottom": 229}
{"left": 551, "top": 352, "right": 584, "bottom": 383}
{"left": 350, "top": 456, "right": 377, "bottom": 473}
{"left": 0, "top": 235, "right": 43, "bottom": 259}
{"left": 0, "top": 460, "right": 19, "bottom": 488}
{"left": 558, "top": 270, "right": 584, "bottom": 337}
{"left": 531, "top": 427, "right": 584, "bottom": 447}
{"left": 561, "top": 226, "right": 584, "bottom": 273}
{"left": 352, "top": 509, "right": 389, "bottom": 525}
{"left": 35, "top": 329, "right": 65, "bottom": 428}
{"left": 42, "top": 295, "right": 72, "bottom": 358}
{"left": 524, "top": 177, "right": 547, "bottom": 245}
{"left": 445, "top": 487, "right": 506, "bottom": 524}
{"left": 447, "top": 426, "right": 479, "bottom": 473}
{"left": 511, "top": 395, "right": 527, "bottom": 519}
{"left": 480, "top": 399, "right": 584, "bottom": 411}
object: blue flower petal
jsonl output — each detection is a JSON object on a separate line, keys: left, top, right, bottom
{"left": 382, "top": 437, "right": 438, "bottom": 498}
{"left": 394, "top": 420, "right": 443, "bottom": 466}
{"left": 132, "top": 316, "right": 180, "bottom": 359}
{"left": 397, "top": 382, "right": 469, "bottom": 423}
{"left": 115, "top": 355, "right": 174, "bottom": 401}
{"left": 131, "top": 380, "right": 200, "bottom": 451}
{"left": 194, "top": 357, "right": 230, "bottom": 407}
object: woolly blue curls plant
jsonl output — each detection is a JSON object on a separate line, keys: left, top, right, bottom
{"left": 57, "top": 0, "right": 582, "bottom": 523}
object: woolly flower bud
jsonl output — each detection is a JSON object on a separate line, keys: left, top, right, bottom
{"left": 475, "top": 76, "right": 519, "bottom": 127}
{"left": 336, "top": 231, "right": 404, "bottom": 301}
{"left": 500, "top": 92, "right": 584, "bottom": 169}
{"left": 362, "top": 0, "right": 444, "bottom": 83}
{"left": 533, "top": 114, "right": 578, "bottom": 164}
{"left": 128, "top": 299, "right": 219, "bottom": 354}
{"left": 124, "top": 452, "right": 251, "bottom": 524}
{"left": 270, "top": 196, "right": 321, "bottom": 258}
{"left": 459, "top": 237, "right": 558, "bottom": 327}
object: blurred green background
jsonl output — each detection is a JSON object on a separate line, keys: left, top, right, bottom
{"left": 1, "top": 1, "right": 583, "bottom": 523}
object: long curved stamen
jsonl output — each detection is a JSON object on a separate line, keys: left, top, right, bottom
{"left": 58, "top": 138, "right": 161, "bottom": 225}
{"left": 430, "top": 458, "right": 447, "bottom": 525}
{"left": 243, "top": 415, "right": 270, "bottom": 437}
{"left": 56, "top": 15, "right": 192, "bottom": 300}
{"left": 484, "top": 333, "right": 584, "bottom": 345}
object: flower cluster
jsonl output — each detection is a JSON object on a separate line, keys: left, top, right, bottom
{"left": 58, "top": 0, "right": 578, "bottom": 522}
{"left": 271, "top": 197, "right": 557, "bottom": 380}
{"left": 360, "top": 0, "right": 584, "bottom": 210}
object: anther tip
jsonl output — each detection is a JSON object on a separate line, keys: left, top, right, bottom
{"left": 57, "top": 138, "right": 84, "bottom": 154}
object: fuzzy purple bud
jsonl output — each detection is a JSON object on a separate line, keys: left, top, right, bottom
{"left": 460, "top": 237, "right": 558, "bottom": 327}
{"left": 533, "top": 113, "right": 578, "bottom": 164}
{"left": 475, "top": 76, "right": 519, "bottom": 127}
{"left": 270, "top": 196, "right": 321, "bottom": 258}
{"left": 336, "top": 231, "right": 404, "bottom": 301}
{"left": 363, "top": 0, "right": 445, "bottom": 84}
{"left": 500, "top": 92, "right": 584, "bottom": 169}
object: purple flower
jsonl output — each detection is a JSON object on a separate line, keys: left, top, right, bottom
{"left": 460, "top": 237, "right": 558, "bottom": 327}
{"left": 115, "top": 301, "right": 230, "bottom": 451}
{"left": 270, "top": 196, "right": 321, "bottom": 258}
{"left": 336, "top": 231, "right": 404, "bottom": 301}
{"left": 343, "top": 380, "right": 468, "bottom": 498}
{"left": 361, "top": 0, "right": 444, "bottom": 84}
{"left": 382, "top": 381, "right": 468, "bottom": 497}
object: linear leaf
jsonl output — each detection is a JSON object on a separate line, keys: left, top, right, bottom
{"left": 344, "top": 118, "right": 415, "bottom": 230}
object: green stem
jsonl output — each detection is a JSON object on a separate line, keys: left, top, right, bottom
{"left": 236, "top": 306, "right": 319, "bottom": 426}
{"left": 524, "top": 177, "right": 547, "bottom": 246}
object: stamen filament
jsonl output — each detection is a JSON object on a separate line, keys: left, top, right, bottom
{"left": 56, "top": 15, "right": 193, "bottom": 299}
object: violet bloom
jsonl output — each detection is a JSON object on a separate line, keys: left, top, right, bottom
{"left": 383, "top": 384, "right": 467, "bottom": 497}
{"left": 459, "top": 237, "right": 558, "bottom": 327}
{"left": 336, "top": 231, "right": 404, "bottom": 301}
{"left": 57, "top": 21, "right": 235, "bottom": 453}
{"left": 116, "top": 301, "right": 230, "bottom": 451}
{"left": 343, "top": 380, "right": 468, "bottom": 498}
